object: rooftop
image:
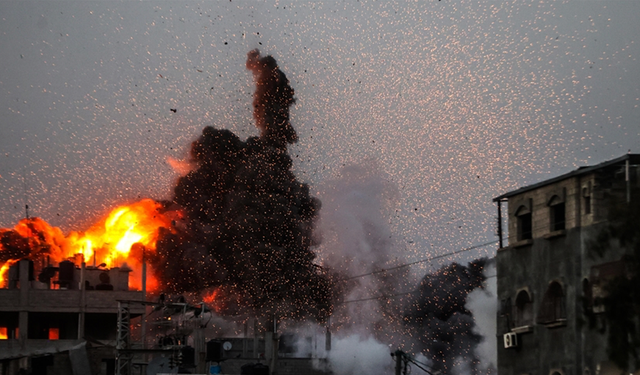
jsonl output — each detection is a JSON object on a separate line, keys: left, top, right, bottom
{"left": 493, "top": 153, "right": 640, "bottom": 202}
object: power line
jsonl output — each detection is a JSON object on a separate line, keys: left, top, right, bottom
{"left": 338, "top": 289, "right": 419, "bottom": 305}
{"left": 408, "top": 357, "right": 436, "bottom": 375}
{"left": 194, "top": 241, "right": 500, "bottom": 307}
{"left": 339, "top": 275, "right": 497, "bottom": 305}
{"left": 342, "top": 240, "right": 498, "bottom": 281}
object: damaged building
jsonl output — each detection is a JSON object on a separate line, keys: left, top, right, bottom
{"left": 493, "top": 153, "right": 640, "bottom": 375}
{"left": 0, "top": 259, "right": 145, "bottom": 375}
{"left": 0, "top": 257, "right": 331, "bottom": 375}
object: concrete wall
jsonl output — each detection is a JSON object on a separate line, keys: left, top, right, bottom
{"left": 497, "top": 226, "right": 583, "bottom": 375}
{"left": 507, "top": 175, "right": 585, "bottom": 245}
{"left": 497, "top": 165, "right": 637, "bottom": 375}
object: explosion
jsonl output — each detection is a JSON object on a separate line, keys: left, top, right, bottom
{"left": 0, "top": 49, "right": 497, "bottom": 374}
{"left": 0, "top": 199, "right": 174, "bottom": 290}
{"left": 404, "top": 258, "right": 489, "bottom": 373}
{"left": 149, "top": 49, "right": 333, "bottom": 322}
{"left": 0, "top": 50, "right": 333, "bottom": 323}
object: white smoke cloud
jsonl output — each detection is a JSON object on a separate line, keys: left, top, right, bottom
{"left": 303, "top": 160, "right": 498, "bottom": 375}
{"left": 326, "top": 335, "right": 394, "bottom": 375}
{"left": 315, "top": 160, "right": 406, "bottom": 331}
{"left": 466, "top": 261, "right": 498, "bottom": 372}
{"left": 308, "top": 161, "right": 404, "bottom": 375}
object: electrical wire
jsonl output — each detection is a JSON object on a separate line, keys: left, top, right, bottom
{"left": 337, "top": 289, "right": 419, "bottom": 305}
{"left": 198, "top": 240, "right": 499, "bottom": 307}
{"left": 341, "top": 240, "right": 499, "bottom": 281}
{"left": 409, "top": 357, "right": 433, "bottom": 368}
{"left": 408, "top": 358, "right": 436, "bottom": 375}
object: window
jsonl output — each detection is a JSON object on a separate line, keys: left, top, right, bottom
{"left": 28, "top": 312, "right": 77, "bottom": 339}
{"left": 515, "top": 290, "right": 534, "bottom": 327}
{"left": 582, "top": 187, "right": 591, "bottom": 215}
{"left": 516, "top": 205, "right": 532, "bottom": 241}
{"left": 537, "top": 281, "right": 565, "bottom": 325}
{"left": 0, "top": 312, "right": 19, "bottom": 339}
{"left": 548, "top": 195, "right": 565, "bottom": 231}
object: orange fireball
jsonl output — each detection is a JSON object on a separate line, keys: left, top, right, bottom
{"left": 0, "top": 198, "right": 175, "bottom": 290}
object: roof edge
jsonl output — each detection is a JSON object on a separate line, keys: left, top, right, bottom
{"left": 493, "top": 153, "right": 640, "bottom": 202}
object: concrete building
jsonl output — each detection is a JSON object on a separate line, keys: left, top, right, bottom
{"left": 0, "top": 257, "right": 332, "bottom": 375}
{"left": 493, "top": 154, "right": 640, "bottom": 375}
{"left": 0, "top": 259, "right": 145, "bottom": 375}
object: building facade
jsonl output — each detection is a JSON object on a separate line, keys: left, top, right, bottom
{"left": 493, "top": 154, "right": 640, "bottom": 375}
{"left": 0, "top": 259, "right": 145, "bottom": 375}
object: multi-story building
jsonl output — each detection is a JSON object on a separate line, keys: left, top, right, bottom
{"left": 0, "top": 258, "right": 330, "bottom": 375}
{"left": 493, "top": 154, "right": 640, "bottom": 375}
{"left": 0, "top": 259, "right": 145, "bottom": 375}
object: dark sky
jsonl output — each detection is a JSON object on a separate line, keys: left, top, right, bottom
{"left": 1, "top": 0, "right": 639, "bottom": 266}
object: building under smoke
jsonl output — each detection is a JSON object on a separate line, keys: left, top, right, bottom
{"left": 0, "top": 50, "right": 334, "bottom": 375}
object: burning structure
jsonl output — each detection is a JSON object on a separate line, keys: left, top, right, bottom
{"left": 0, "top": 47, "right": 500, "bottom": 375}
{"left": 0, "top": 258, "right": 145, "bottom": 374}
{"left": 493, "top": 154, "right": 640, "bottom": 375}
{"left": 0, "top": 50, "right": 334, "bottom": 375}
{"left": 150, "top": 49, "right": 333, "bottom": 321}
{"left": 0, "top": 200, "right": 164, "bottom": 374}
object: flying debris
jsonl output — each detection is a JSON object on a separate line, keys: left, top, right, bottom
{"left": 150, "top": 50, "right": 333, "bottom": 322}
{"left": 404, "top": 258, "right": 489, "bottom": 373}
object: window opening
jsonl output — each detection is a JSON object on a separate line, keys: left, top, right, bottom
{"left": 516, "top": 205, "right": 532, "bottom": 241}
{"left": 583, "top": 187, "right": 591, "bottom": 215}
{"left": 582, "top": 278, "right": 593, "bottom": 311}
{"left": 515, "top": 290, "right": 533, "bottom": 327}
{"left": 537, "top": 281, "right": 565, "bottom": 324}
{"left": 549, "top": 196, "right": 565, "bottom": 231}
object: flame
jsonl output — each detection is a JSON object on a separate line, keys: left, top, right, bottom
{"left": 0, "top": 327, "right": 7, "bottom": 340}
{"left": 0, "top": 198, "right": 175, "bottom": 290}
{"left": 202, "top": 289, "right": 219, "bottom": 304}
{"left": 0, "top": 259, "right": 19, "bottom": 288}
{"left": 48, "top": 328, "right": 59, "bottom": 340}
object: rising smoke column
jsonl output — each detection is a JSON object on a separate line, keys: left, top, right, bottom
{"left": 150, "top": 50, "right": 332, "bottom": 322}
{"left": 404, "top": 258, "right": 488, "bottom": 374}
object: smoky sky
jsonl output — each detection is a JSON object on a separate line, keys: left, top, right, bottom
{"left": 404, "top": 258, "right": 489, "bottom": 373}
{"left": 0, "top": 1, "right": 639, "bottom": 266}
{"left": 149, "top": 50, "right": 332, "bottom": 322}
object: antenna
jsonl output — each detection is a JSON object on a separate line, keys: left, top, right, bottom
{"left": 22, "top": 167, "right": 29, "bottom": 219}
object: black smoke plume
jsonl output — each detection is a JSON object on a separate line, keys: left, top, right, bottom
{"left": 404, "top": 258, "right": 488, "bottom": 373}
{"left": 150, "top": 50, "right": 332, "bottom": 322}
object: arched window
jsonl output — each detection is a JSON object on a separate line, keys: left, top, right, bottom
{"left": 515, "top": 205, "right": 532, "bottom": 241}
{"left": 514, "top": 289, "right": 533, "bottom": 327}
{"left": 537, "top": 281, "right": 566, "bottom": 325}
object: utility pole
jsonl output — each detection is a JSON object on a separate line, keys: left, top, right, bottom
{"left": 394, "top": 349, "right": 403, "bottom": 375}
{"left": 393, "top": 350, "right": 410, "bottom": 375}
